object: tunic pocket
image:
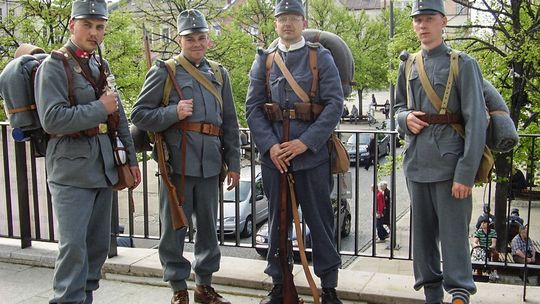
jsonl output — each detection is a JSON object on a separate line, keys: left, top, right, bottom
{"left": 55, "top": 138, "right": 91, "bottom": 160}
{"left": 175, "top": 77, "right": 194, "bottom": 100}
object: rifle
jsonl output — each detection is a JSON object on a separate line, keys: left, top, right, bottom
{"left": 143, "top": 24, "right": 188, "bottom": 230}
{"left": 279, "top": 117, "right": 302, "bottom": 304}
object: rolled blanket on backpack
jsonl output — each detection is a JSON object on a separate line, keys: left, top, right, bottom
{"left": 483, "top": 79, "right": 519, "bottom": 153}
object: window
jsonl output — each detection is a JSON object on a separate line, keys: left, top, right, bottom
{"left": 455, "top": 2, "right": 466, "bottom": 15}
{"left": 161, "top": 27, "right": 170, "bottom": 43}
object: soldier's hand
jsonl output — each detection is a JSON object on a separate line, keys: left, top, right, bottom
{"left": 225, "top": 171, "right": 240, "bottom": 190}
{"left": 129, "top": 165, "right": 142, "bottom": 189}
{"left": 406, "top": 111, "right": 429, "bottom": 134}
{"left": 279, "top": 139, "right": 308, "bottom": 166}
{"left": 100, "top": 91, "right": 118, "bottom": 114}
{"left": 270, "top": 144, "right": 288, "bottom": 173}
{"left": 452, "top": 182, "right": 472, "bottom": 199}
{"left": 176, "top": 99, "right": 193, "bottom": 120}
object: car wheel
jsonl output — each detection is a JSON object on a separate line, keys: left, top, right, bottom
{"left": 255, "top": 247, "right": 268, "bottom": 257}
{"left": 341, "top": 215, "right": 351, "bottom": 237}
{"left": 241, "top": 215, "right": 253, "bottom": 237}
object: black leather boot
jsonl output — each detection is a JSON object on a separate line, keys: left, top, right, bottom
{"left": 259, "top": 285, "right": 282, "bottom": 304}
{"left": 321, "top": 288, "right": 343, "bottom": 304}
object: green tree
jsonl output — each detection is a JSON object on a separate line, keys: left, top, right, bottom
{"left": 207, "top": 0, "right": 277, "bottom": 127}
{"left": 103, "top": 11, "right": 146, "bottom": 112}
{"left": 309, "top": 0, "right": 390, "bottom": 106}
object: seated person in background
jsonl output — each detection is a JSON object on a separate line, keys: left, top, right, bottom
{"left": 511, "top": 225, "right": 540, "bottom": 285}
{"left": 509, "top": 208, "right": 524, "bottom": 225}
{"left": 508, "top": 208, "right": 525, "bottom": 242}
{"left": 475, "top": 203, "right": 495, "bottom": 230}
{"left": 472, "top": 216, "right": 498, "bottom": 262}
{"left": 511, "top": 225, "right": 539, "bottom": 264}
{"left": 350, "top": 104, "right": 359, "bottom": 122}
{"left": 342, "top": 104, "right": 349, "bottom": 118}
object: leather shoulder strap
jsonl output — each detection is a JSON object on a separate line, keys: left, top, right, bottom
{"left": 52, "top": 48, "right": 76, "bottom": 107}
{"left": 308, "top": 48, "right": 318, "bottom": 100}
{"left": 207, "top": 59, "right": 223, "bottom": 86}
{"left": 176, "top": 54, "right": 223, "bottom": 109}
{"left": 161, "top": 58, "right": 177, "bottom": 106}
{"left": 415, "top": 52, "right": 443, "bottom": 111}
{"left": 415, "top": 51, "right": 466, "bottom": 137}
{"left": 274, "top": 52, "right": 310, "bottom": 103}
{"left": 164, "top": 58, "right": 185, "bottom": 103}
{"left": 265, "top": 51, "right": 276, "bottom": 100}
{"left": 404, "top": 52, "right": 417, "bottom": 109}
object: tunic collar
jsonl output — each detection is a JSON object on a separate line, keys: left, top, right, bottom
{"left": 180, "top": 53, "right": 207, "bottom": 69}
{"left": 66, "top": 40, "right": 95, "bottom": 60}
{"left": 421, "top": 42, "right": 449, "bottom": 58}
{"left": 277, "top": 37, "right": 305, "bottom": 53}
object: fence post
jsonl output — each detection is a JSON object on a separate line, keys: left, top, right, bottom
{"left": 15, "top": 141, "right": 32, "bottom": 248}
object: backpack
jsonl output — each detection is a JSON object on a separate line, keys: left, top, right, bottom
{"left": 0, "top": 44, "right": 49, "bottom": 156}
{"left": 267, "top": 29, "right": 355, "bottom": 98}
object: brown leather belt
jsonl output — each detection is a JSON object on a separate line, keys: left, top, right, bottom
{"left": 418, "top": 113, "right": 461, "bottom": 124}
{"left": 49, "top": 123, "right": 108, "bottom": 138}
{"left": 171, "top": 121, "right": 222, "bottom": 204}
{"left": 172, "top": 121, "right": 222, "bottom": 136}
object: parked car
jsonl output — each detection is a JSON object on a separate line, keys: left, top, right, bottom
{"left": 346, "top": 133, "right": 390, "bottom": 165}
{"left": 217, "top": 166, "right": 269, "bottom": 237}
{"left": 255, "top": 173, "right": 352, "bottom": 259}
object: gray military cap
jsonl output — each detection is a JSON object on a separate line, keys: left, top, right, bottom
{"left": 411, "top": 0, "right": 445, "bottom": 17}
{"left": 274, "top": 0, "right": 305, "bottom": 17}
{"left": 71, "top": 0, "right": 108, "bottom": 20}
{"left": 177, "top": 9, "right": 209, "bottom": 36}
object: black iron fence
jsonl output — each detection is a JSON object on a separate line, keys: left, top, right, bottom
{"left": 1, "top": 121, "right": 539, "bottom": 292}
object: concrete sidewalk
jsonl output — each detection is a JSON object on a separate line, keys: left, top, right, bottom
{"left": 2, "top": 238, "right": 540, "bottom": 304}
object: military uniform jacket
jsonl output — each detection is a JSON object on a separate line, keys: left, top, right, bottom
{"left": 35, "top": 40, "right": 137, "bottom": 188}
{"left": 245, "top": 42, "right": 343, "bottom": 171}
{"left": 395, "top": 43, "right": 487, "bottom": 186}
{"left": 131, "top": 57, "right": 240, "bottom": 178}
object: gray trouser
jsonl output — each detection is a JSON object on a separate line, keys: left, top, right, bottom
{"left": 48, "top": 182, "right": 112, "bottom": 304}
{"left": 261, "top": 162, "right": 341, "bottom": 288}
{"left": 407, "top": 179, "right": 476, "bottom": 303}
{"left": 158, "top": 174, "right": 220, "bottom": 291}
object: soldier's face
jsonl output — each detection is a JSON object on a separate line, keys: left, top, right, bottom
{"left": 178, "top": 32, "right": 209, "bottom": 64}
{"left": 412, "top": 13, "right": 447, "bottom": 50}
{"left": 274, "top": 14, "right": 307, "bottom": 46}
{"left": 69, "top": 18, "right": 107, "bottom": 52}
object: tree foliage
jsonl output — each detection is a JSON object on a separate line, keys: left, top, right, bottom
{"left": 102, "top": 11, "right": 146, "bottom": 112}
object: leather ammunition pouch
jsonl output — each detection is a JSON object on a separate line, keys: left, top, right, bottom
{"left": 264, "top": 102, "right": 324, "bottom": 122}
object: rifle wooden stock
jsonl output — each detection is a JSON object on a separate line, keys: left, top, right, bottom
{"left": 143, "top": 24, "right": 152, "bottom": 71}
{"left": 155, "top": 132, "right": 188, "bottom": 230}
{"left": 279, "top": 117, "right": 301, "bottom": 304}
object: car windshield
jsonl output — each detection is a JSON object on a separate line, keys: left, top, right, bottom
{"left": 348, "top": 133, "right": 371, "bottom": 145}
{"left": 223, "top": 180, "right": 250, "bottom": 202}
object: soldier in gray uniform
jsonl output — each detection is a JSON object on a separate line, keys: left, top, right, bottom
{"left": 34, "top": 0, "right": 141, "bottom": 303}
{"left": 245, "top": 1, "right": 343, "bottom": 303}
{"left": 394, "top": 1, "right": 487, "bottom": 303}
{"left": 131, "top": 9, "right": 240, "bottom": 304}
